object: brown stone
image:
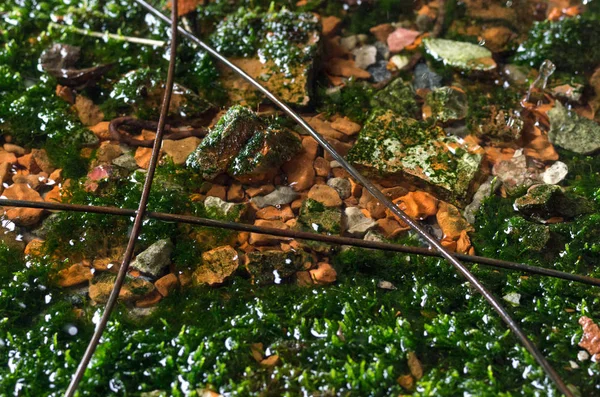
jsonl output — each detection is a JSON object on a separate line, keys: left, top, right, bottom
{"left": 260, "top": 354, "right": 280, "bottom": 367}
{"left": 56, "top": 84, "right": 75, "bottom": 104}
{"left": 206, "top": 184, "right": 227, "bottom": 201}
{"left": 74, "top": 95, "right": 104, "bottom": 126}
{"left": 579, "top": 316, "right": 600, "bottom": 360}
{"left": 321, "top": 15, "right": 342, "bottom": 37}
{"left": 16, "top": 153, "right": 38, "bottom": 173}
{"left": 135, "top": 290, "right": 162, "bottom": 308}
{"left": 389, "top": 191, "right": 439, "bottom": 224}
{"left": 193, "top": 245, "right": 240, "bottom": 286}
{"left": 256, "top": 205, "right": 295, "bottom": 222}
{"left": 304, "top": 116, "right": 346, "bottom": 140}
{"left": 3, "top": 144, "right": 25, "bottom": 156}
{"left": 155, "top": 273, "right": 179, "bottom": 297}
{"left": 481, "top": 26, "right": 515, "bottom": 52}
{"left": 296, "top": 270, "right": 314, "bottom": 286}
{"left": 0, "top": 149, "right": 17, "bottom": 165}
{"left": 178, "top": 270, "right": 193, "bottom": 287}
{"left": 370, "top": 23, "right": 395, "bottom": 43}
{"left": 313, "top": 156, "right": 330, "bottom": 177}
{"left": 0, "top": 162, "right": 11, "bottom": 185}
{"left": 331, "top": 116, "right": 361, "bottom": 136}
{"left": 45, "top": 185, "right": 62, "bottom": 203}
{"left": 227, "top": 182, "right": 245, "bottom": 202}
{"left": 397, "top": 374, "right": 415, "bottom": 391}
{"left": 377, "top": 217, "right": 409, "bottom": 238}
{"left": 134, "top": 147, "right": 153, "bottom": 169}
{"left": 436, "top": 201, "right": 473, "bottom": 240}
{"left": 283, "top": 136, "right": 317, "bottom": 192}
{"left": 95, "top": 142, "right": 122, "bottom": 165}
{"left": 57, "top": 263, "right": 93, "bottom": 287}
{"left": 49, "top": 168, "right": 63, "bottom": 183}
{"left": 323, "top": 36, "right": 351, "bottom": 60}
{"left": 92, "top": 257, "right": 119, "bottom": 272}
{"left": 1, "top": 183, "right": 45, "bottom": 226}
{"left": 89, "top": 121, "right": 112, "bottom": 141}
{"left": 326, "top": 58, "right": 371, "bottom": 79}
{"left": 31, "top": 149, "right": 54, "bottom": 174}
{"left": 407, "top": 352, "right": 423, "bottom": 380}
{"left": 24, "top": 239, "right": 45, "bottom": 256}
{"left": 249, "top": 220, "right": 290, "bottom": 245}
{"left": 162, "top": 136, "right": 201, "bottom": 165}
{"left": 323, "top": 137, "right": 352, "bottom": 161}
{"left": 307, "top": 184, "right": 342, "bottom": 207}
{"left": 246, "top": 184, "right": 275, "bottom": 197}
{"left": 366, "top": 199, "right": 387, "bottom": 219}
{"left": 309, "top": 262, "right": 337, "bottom": 285}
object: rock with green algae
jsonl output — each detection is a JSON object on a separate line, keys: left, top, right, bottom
{"left": 423, "top": 86, "right": 468, "bottom": 123}
{"left": 186, "top": 105, "right": 301, "bottom": 180}
{"left": 89, "top": 273, "right": 155, "bottom": 304}
{"left": 244, "top": 249, "right": 313, "bottom": 284}
{"left": 297, "top": 199, "right": 342, "bottom": 235}
{"left": 347, "top": 109, "right": 484, "bottom": 206}
{"left": 213, "top": 8, "right": 320, "bottom": 107}
{"left": 548, "top": 101, "right": 600, "bottom": 155}
{"left": 423, "top": 38, "right": 496, "bottom": 71}
{"left": 370, "top": 78, "right": 418, "bottom": 118}
{"left": 505, "top": 217, "right": 550, "bottom": 252}
{"left": 514, "top": 184, "right": 593, "bottom": 221}
{"left": 193, "top": 245, "right": 239, "bottom": 286}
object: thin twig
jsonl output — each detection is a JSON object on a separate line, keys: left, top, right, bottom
{"left": 64, "top": 1, "right": 178, "bottom": 395}
{"left": 49, "top": 22, "right": 165, "bottom": 47}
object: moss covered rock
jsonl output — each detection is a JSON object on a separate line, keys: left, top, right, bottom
{"left": 548, "top": 101, "right": 600, "bottom": 155}
{"left": 244, "top": 249, "right": 312, "bottom": 284}
{"left": 423, "top": 38, "right": 496, "bottom": 71}
{"left": 347, "top": 110, "right": 484, "bottom": 206}
{"left": 297, "top": 199, "right": 342, "bottom": 235}
{"left": 514, "top": 184, "right": 593, "bottom": 221}
{"left": 186, "top": 106, "right": 301, "bottom": 181}
{"left": 370, "top": 78, "right": 418, "bottom": 118}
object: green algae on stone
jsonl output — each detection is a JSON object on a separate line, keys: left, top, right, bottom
{"left": 347, "top": 110, "right": 483, "bottom": 206}
{"left": 424, "top": 38, "right": 496, "bottom": 71}
{"left": 370, "top": 78, "right": 418, "bottom": 118}
{"left": 423, "top": 86, "right": 468, "bottom": 123}
{"left": 548, "top": 101, "right": 600, "bottom": 155}
{"left": 297, "top": 199, "right": 342, "bottom": 235}
{"left": 514, "top": 184, "right": 593, "bottom": 221}
{"left": 228, "top": 126, "right": 301, "bottom": 183}
{"left": 245, "top": 249, "right": 312, "bottom": 284}
{"left": 187, "top": 106, "right": 301, "bottom": 181}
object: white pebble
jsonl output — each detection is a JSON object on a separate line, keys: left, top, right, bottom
{"left": 541, "top": 161, "right": 568, "bottom": 185}
{"left": 578, "top": 350, "right": 590, "bottom": 361}
{"left": 390, "top": 54, "right": 410, "bottom": 70}
{"left": 502, "top": 292, "right": 521, "bottom": 306}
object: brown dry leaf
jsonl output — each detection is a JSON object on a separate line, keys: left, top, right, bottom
{"left": 397, "top": 374, "right": 415, "bottom": 391}
{"left": 326, "top": 58, "right": 371, "bottom": 79}
{"left": 579, "top": 316, "right": 600, "bottom": 360}
{"left": 250, "top": 343, "right": 264, "bottom": 362}
{"left": 260, "top": 354, "right": 280, "bottom": 367}
{"left": 523, "top": 126, "right": 558, "bottom": 162}
{"left": 407, "top": 352, "right": 423, "bottom": 380}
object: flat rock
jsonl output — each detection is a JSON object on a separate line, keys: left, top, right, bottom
{"left": 347, "top": 110, "right": 484, "bottom": 206}
{"left": 307, "top": 184, "right": 342, "bottom": 207}
{"left": 244, "top": 249, "right": 312, "bottom": 284}
{"left": 297, "top": 199, "right": 342, "bottom": 234}
{"left": 130, "top": 239, "right": 173, "bottom": 278}
{"left": 162, "top": 137, "right": 201, "bottom": 165}
{"left": 387, "top": 28, "right": 420, "bottom": 53}
{"left": 423, "top": 38, "right": 496, "bottom": 71}
{"left": 413, "top": 63, "right": 442, "bottom": 90}
{"left": 548, "top": 101, "right": 600, "bottom": 155}
{"left": 204, "top": 196, "right": 246, "bottom": 221}
{"left": 514, "top": 184, "right": 593, "bottom": 221}
{"left": 252, "top": 186, "right": 299, "bottom": 208}
{"left": 327, "top": 177, "right": 351, "bottom": 199}
{"left": 89, "top": 273, "right": 154, "bottom": 304}
{"left": 193, "top": 245, "right": 239, "bottom": 286}
{"left": 1, "top": 183, "right": 45, "bottom": 226}
{"left": 344, "top": 207, "right": 377, "bottom": 237}
{"left": 540, "top": 161, "right": 568, "bottom": 185}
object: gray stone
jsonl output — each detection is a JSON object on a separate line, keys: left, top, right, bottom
{"left": 112, "top": 154, "right": 138, "bottom": 171}
{"left": 367, "top": 60, "right": 392, "bottom": 83}
{"left": 463, "top": 177, "right": 499, "bottom": 224}
{"left": 423, "top": 38, "right": 496, "bottom": 71}
{"left": 492, "top": 151, "right": 539, "bottom": 194}
{"left": 352, "top": 45, "right": 377, "bottom": 70}
{"left": 540, "top": 161, "right": 568, "bottom": 185}
{"left": 204, "top": 196, "right": 242, "bottom": 219}
{"left": 502, "top": 64, "right": 529, "bottom": 86}
{"left": 327, "top": 177, "right": 351, "bottom": 199}
{"left": 374, "top": 41, "right": 390, "bottom": 60}
{"left": 413, "top": 63, "right": 442, "bottom": 90}
{"left": 130, "top": 239, "right": 173, "bottom": 277}
{"left": 548, "top": 101, "right": 600, "bottom": 155}
{"left": 344, "top": 206, "right": 377, "bottom": 237}
{"left": 251, "top": 186, "right": 299, "bottom": 208}
{"left": 502, "top": 292, "right": 521, "bottom": 306}
{"left": 364, "top": 230, "right": 385, "bottom": 242}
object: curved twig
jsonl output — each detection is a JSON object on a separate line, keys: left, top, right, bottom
{"left": 109, "top": 116, "right": 206, "bottom": 147}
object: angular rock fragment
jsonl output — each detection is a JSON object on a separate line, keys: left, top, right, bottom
{"left": 1, "top": 183, "right": 45, "bottom": 226}
{"left": 344, "top": 207, "right": 376, "bottom": 237}
{"left": 193, "top": 245, "right": 239, "bottom": 286}
{"left": 514, "top": 184, "right": 593, "bottom": 221}
{"left": 130, "top": 239, "right": 173, "bottom": 278}
{"left": 187, "top": 106, "right": 301, "bottom": 181}
{"left": 348, "top": 110, "right": 484, "bottom": 206}
{"left": 423, "top": 38, "right": 496, "bottom": 71}
{"left": 252, "top": 186, "right": 299, "bottom": 208}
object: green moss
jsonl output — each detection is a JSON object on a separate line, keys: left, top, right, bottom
{"left": 513, "top": 15, "right": 600, "bottom": 73}
{"left": 318, "top": 79, "right": 374, "bottom": 123}
{"left": 297, "top": 199, "right": 342, "bottom": 235}
{"left": 370, "top": 78, "right": 418, "bottom": 119}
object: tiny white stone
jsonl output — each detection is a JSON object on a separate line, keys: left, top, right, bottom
{"left": 541, "top": 161, "right": 568, "bottom": 185}
{"left": 390, "top": 54, "right": 410, "bottom": 70}
{"left": 569, "top": 360, "right": 579, "bottom": 369}
{"left": 502, "top": 292, "right": 521, "bottom": 306}
{"left": 340, "top": 35, "right": 358, "bottom": 51}
{"left": 578, "top": 350, "right": 590, "bottom": 361}
{"left": 352, "top": 45, "right": 377, "bottom": 70}
{"left": 377, "top": 280, "right": 397, "bottom": 290}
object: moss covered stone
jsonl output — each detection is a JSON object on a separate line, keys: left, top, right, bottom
{"left": 514, "top": 184, "right": 593, "bottom": 221}
{"left": 370, "top": 78, "right": 418, "bottom": 118}
{"left": 214, "top": 8, "right": 320, "bottom": 107}
{"left": 297, "top": 199, "right": 342, "bottom": 235}
{"left": 423, "top": 38, "right": 496, "bottom": 71}
{"left": 548, "top": 101, "right": 600, "bottom": 155}
{"left": 423, "top": 86, "right": 468, "bottom": 123}
{"left": 244, "top": 249, "right": 312, "bottom": 284}
{"left": 187, "top": 106, "right": 300, "bottom": 181}
{"left": 347, "top": 110, "right": 484, "bottom": 206}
